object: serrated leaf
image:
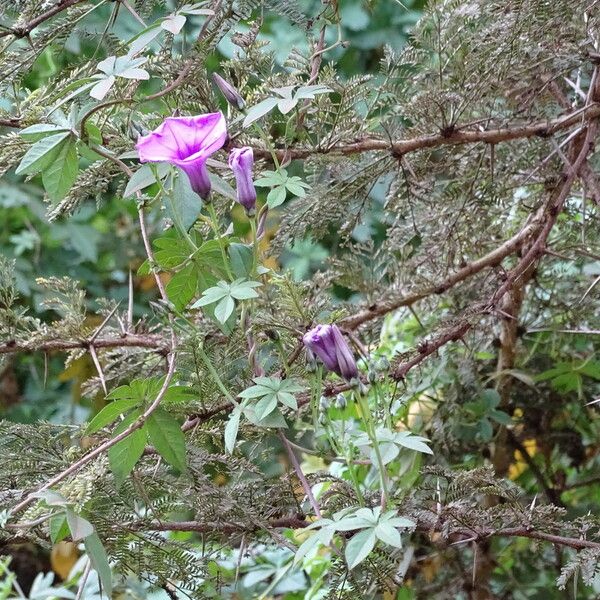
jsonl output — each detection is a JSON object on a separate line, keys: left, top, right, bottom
{"left": 166, "top": 263, "right": 198, "bottom": 311}
{"left": 15, "top": 132, "right": 71, "bottom": 175}
{"left": 108, "top": 410, "right": 147, "bottom": 487}
{"left": 41, "top": 136, "right": 78, "bottom": 201}
{"left": 86, "top": 397, "right": 140, "bottom": 434}
{"left": 146, "top": 408, "right": 186, "bottom": 472}
{"left": 345, "top": 528, "right": 377, "bottom": 569}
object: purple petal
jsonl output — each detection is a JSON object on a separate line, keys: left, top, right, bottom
{"left": 303, "top": 325, "right": 339, "bottom": 372}
{"left": 229, "top": 147, "right": 256, "bottom": 213}
{"left": 176, "top": 158, "right": 212, "bottom": 199}
{"left": 331, "top": 325, "right": 358, "bottom": 380}
{"left": 136, "top": 112, "right": 227, "bottom": 165}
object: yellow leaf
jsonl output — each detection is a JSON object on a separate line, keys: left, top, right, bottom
{"left": 51, "top": 541, "right": 78, "bottom": 580}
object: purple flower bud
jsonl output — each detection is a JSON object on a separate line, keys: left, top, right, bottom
{"left": 212, "top": 73, "right": 245, "bottom": 110}
{"left": 228, "top": 147, "right": 257, "bottom": 214}
{"left": 136, "top": 112, "right": 227, "bottom": 200}
{"left": 302, "top": 324, "right": 359, "bottom": 382}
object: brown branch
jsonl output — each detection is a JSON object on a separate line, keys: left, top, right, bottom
{"left": 391, "top": 321, "right": 472, "bottom": 381}
{"left": 129, "top": 517, "right": 600, "bottom": 552}
{"left": 140, "top": 516, "right": 308, "bottom": 535}
{"left": 0, "top": 333, "right": 168, "bottom": 355}
{"left": 250, "top": 103, "right": 600, "bottom": 161}
{"left": 0, "top": 0, "right": 88, "bottom": 39}
{"left": 339, "top": 220, "right": 539, "bottom": 330}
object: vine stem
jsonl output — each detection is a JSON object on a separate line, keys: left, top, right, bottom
{"left": 355, "top": 390, "right": 389, "bottom": 510}
{"left": 278, "top": 431, "right": 322, "bottom": 519}
{"left": 205, "top": 202, "right": 234, "bottom": 281}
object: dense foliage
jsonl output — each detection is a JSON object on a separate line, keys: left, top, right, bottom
{"left": 0, "top": 0, "right": 599, "bottom": 598}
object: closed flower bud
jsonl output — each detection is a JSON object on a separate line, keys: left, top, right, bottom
{"left": 319, "top": 395, "right": 330, "bottom": 411}
{"left": 375, "top": 356, "right": 390, "bottom": 372}
{"left": 302, "top": 324, "right": 359, "bottom": 382}
{"left": 228, "top": 147, "right": 257, "bottom": 215}
{"left": 368, "top": 368, "right": 377, "bottom": 384}
{"left": 335, "top": 394, "right": 347, "bottom": 409}
{"left": 212, "top": 73, "right": 246, "bottom": 110}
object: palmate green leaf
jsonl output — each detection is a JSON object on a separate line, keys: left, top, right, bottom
{"left": 146, "top": 408, "right": 186, "bottom": 472}
{"left": 345, "top": 528, "right": 377, "bottom": 569}
{"left": 254, "top": 394, "right": 278, "bottom": 420}
{"left": 277, "top": 391, "right": 298, "bottom": 410}
{"left": 294, "top": 528, "right": 335, "bottom": 563}
{"left": 238, "top": 384, "right": 273, "bottom": 399}
{"left": 108, "top": 410, "right": 147, "bottom": 487}
{"left": 214, "top": 295, "right": 235, "bottom": 323}
{"left": 15, "top": 132, "right": 71, "bottom": 175}
{"left": 86, "top": 397, "right": 140, "bottom": 434}
{"left": 267, "top": 185, "right": 287, "bottom": 208}
{"left": 84, "top": 532, "right": 112, "bottom": 597}
{"left": 395, "top": 432, "right": 433, "bottom": 454}
{"left": 374, "top": 522, "right": 402, "bottom": 548}
{"left": 154, "top": 237, "right": 192, "bottom": 269}
{"left": 192, "top": 285, "right": 229, "bottom": 307}
{"left": 41, "top": 137, "right": 78, "bottom": 201}
{"left": 229, "top": 279, "right": 261, "bottom": 300}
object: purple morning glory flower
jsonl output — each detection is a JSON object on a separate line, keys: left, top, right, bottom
{"left": 228, "top": 147, "right": 257, "bottom": 214}
{"left": 302, "top": 324, "right": 358, "bottom": 381}
{"left": 136, "top": 112, "right": 227, "bottom": 199}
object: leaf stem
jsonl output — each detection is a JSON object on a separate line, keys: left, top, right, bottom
{"left": 205, "top": 202, "right": 234, "bottom": 281}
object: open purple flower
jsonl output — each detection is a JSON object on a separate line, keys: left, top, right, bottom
{"left": 228, "top": 147, "right": 256, "bottom": 214}
{"left": 136, "top": 112, "right": 227, "bottom": 199}
{"left": 302, "top": 324, "right": 358, "bottom": 381}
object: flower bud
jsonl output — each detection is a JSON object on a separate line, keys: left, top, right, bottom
{"left": 319, "top": 395, "right": 330, "bottom": 411}
{"left": 375, "top": 356, "right": 390, "bottom": 372}
{"left": 335, "top": 394, "right": 347, "bottom": 409}
{"left": 212, "top": 73, "right": 246, "bottom": 110}
{"left": 228, "top": 147, "right": 257, "bottom": 215}
{"left": 302, "top": 324, "right": 359, "bottom": 382}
